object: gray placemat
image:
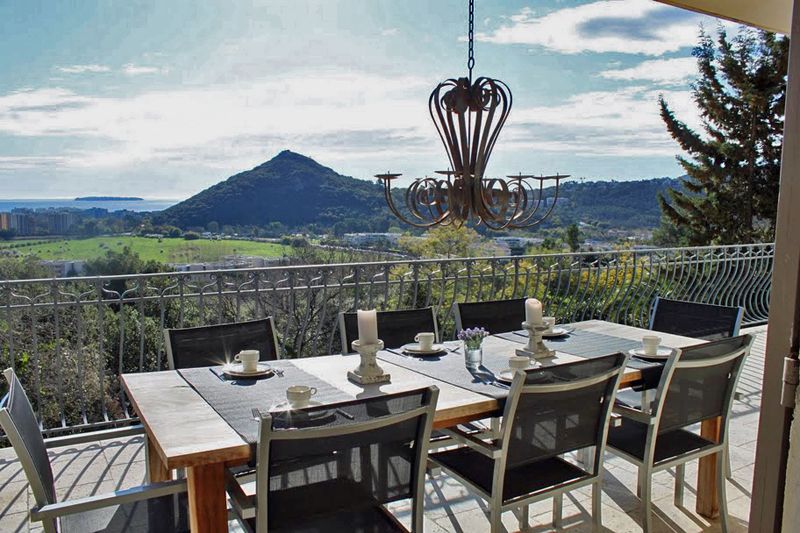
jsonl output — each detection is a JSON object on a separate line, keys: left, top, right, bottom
{"left": 378, "top": 328, "right": 663, "bottom": 399}
{"left": 376, "top": 344, "right": 514, "bottom": 399}
{"left": 178, "top": 362, "right": 350, "bottom": 450}
{"left": 494, "top": 329, "right": 656, "bottom": 365}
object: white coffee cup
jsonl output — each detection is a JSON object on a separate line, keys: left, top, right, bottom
{"left": 508, "top": 355, "right": 530, "bottom": 370}
{"left": 642, "top": 335, "right": 662, "bottom": 356}
{"left": 234, "top": 350, "right": 260, "bottom": 372}
{"left": 543, "top": 317, "right": 556, "bottom": 333}
{"left": 286, "top": 385, "right": 317, "bottom": 408}
{"left": 415, "top": 332, "right": 436, "bottom": 351}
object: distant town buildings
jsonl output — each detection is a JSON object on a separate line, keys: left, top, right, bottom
{"left": 0, "top": 210, "right": 76, "bottom": 236}
{"left": 40, "top": 260, "right": 86, "bottom": 278}
{"left": 493, "top": 236, "right": 543, "bottom": 256}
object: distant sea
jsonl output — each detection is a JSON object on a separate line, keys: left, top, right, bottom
{"left": 0, "top": 198, "right": 178, "bottom": 212}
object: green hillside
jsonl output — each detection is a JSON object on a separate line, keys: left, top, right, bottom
{"left": 157, "top": 150, "right": 389, "bottom": 231}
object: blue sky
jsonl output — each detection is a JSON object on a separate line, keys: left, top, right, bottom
{"left": 0, "top": 0, "right": 740, "bottom": 199}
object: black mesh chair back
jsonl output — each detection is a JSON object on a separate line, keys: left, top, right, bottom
{"left": 339, "top": 308, "right": 438, "bottom": 353}
{"left": 255, "top": 387, "right": 439, "bottom": 532}
{"left": 650, "top": 297, "right": 744, "bottom": 341}
{"left": 503, "top": 354, "right": 627, "bottom": 473}
{"left": 164, "top": 317, "right": 280, "bottom": 369}
{"left": 655, "top": 335, "right": 751, "bottom": 434}
{"left": 0, "top": 368, "right": 56, "bottom": 510}
{"left": 453, "top": 298, "right": 527, "bottom": 335}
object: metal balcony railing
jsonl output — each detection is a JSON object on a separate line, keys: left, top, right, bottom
{"left": 0, "top": 242, "right": 773, "bottom": 437}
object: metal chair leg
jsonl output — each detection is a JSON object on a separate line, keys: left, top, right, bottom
{"left": 490, "top": 416, "right": 501, "bottom": 438}
{"left": 553, "top": 493, "right": 563, "bottom": 529}
{"left": 489, "top": 501, "right": 503, "bottom": 533}
{"left": 717, "top": 452, "right": 730, "bottom": 533}
{"left": 519, "top": 504, "right": 530, "bottom": 532}
{"left": 725, "top": 445, "right": 733, "bottom": 480}
{"left": 674, "top": 463, "right": 685, "bottom": 507}
{"left": 639, "top": 467, "right": 653, "bottom": 533}
{"left": 592, "top": 480, "right": 603, "bottom": 530}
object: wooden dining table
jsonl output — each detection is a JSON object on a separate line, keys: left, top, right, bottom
{"left": 121, "top": 319, "right": 720, "bottom": 532}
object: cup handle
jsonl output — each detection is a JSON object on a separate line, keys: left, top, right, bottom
{"left": 414, "top": 334, "right": 420, "bottom": 342}
{"left": 234, "top": 354, "right": 241, "bottom": 362}
{"left": 309, "top": 387, "right": 317, "bottom": 396}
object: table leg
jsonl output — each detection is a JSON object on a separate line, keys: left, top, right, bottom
{"left": 146, "top": 436, "right": 169, "bottom": 483}
{"left": 187, "top": 463, "right": 227, "bottom": 533}
{"left": 697, "top": 416, "right": 721, "bottom": 518}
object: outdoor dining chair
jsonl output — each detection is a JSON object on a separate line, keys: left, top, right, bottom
{"left": 429, "top": 353, "right": 628, "bottom": 532}
{"left": 452, "top": 297, "right": 528, "bottom": 336}
{"left": 164, "top": 317, "right": 280, "bottom": 369}
{"left": 338, "top": 307, "right": 439, "bottom": 354}
{"left": 226, "top": 386, "right": 439, "bottom": 532}
{"left": 618, "top": 297, "right": 746, "bottom": 478}
{"left": 650, "top": 297, "right": 744, "bottom": 340}
{"left": 0, "top": 368, "right": 188, "bottom": 533}
{"left": 606, "top": 334, "right": 753, "bottom": 533}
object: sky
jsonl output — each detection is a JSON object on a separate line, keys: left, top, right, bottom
{"left": 0, "top": 0, "right": 743, "bottom": 199}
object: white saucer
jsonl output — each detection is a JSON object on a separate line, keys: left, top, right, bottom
{"left": 496, "top": 368, "right": 524, "bottom": 383}
{"left": 628, "top": 347, "right": 675, "bottom": 360}
{"left": 542, "top": 326, "right": 574, "bottom": 338}
{"left": 401, "top": 343, "right": 447, "bottom": 355}
{"left": 222, "top": 362, "right": 273, "bottom": 378}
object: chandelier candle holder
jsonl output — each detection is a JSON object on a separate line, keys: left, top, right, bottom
{"left": 376, "top": 0, "right": 568, "bottom": 230}
{"left": 516, "top": 298, "right": 555, "bottom": 359}
{"left": 348, "top": 310, "right": 391, "bottom": 385}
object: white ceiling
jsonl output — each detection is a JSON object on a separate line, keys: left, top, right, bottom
{"left": 655, "top": 0, "right": 792, "bottom": 34}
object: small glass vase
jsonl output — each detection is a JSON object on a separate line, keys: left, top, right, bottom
{"left": 464, "top": 343, "right": 483, "bottom": 370}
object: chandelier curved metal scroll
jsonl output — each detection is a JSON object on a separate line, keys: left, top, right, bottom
{"left": 376, "top": 0, "right": 568, "bottom": 230}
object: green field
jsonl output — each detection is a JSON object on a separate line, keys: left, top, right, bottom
{"left": 0, "top": 236, "right": 290, "bottom": 263}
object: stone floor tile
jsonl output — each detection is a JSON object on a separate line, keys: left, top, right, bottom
{"left": 99, "top": 436, "right": 146, "bottom": 467}
{"left": 0, "top": 482, "right": 29, "bottom": 518}
{"left": 49, "top": 453, "right": 112, "bottom": 488}
{"left": 108, "top": 460, "right": 147, "bottom": 490}
{"left": 53, "top": 479, "right": 118, "bottom": 501}
{"left": 0, "top": 511, "right": 30, "bottom": 533}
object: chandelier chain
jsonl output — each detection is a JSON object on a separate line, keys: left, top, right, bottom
{"left": 467, "top": 0, "right": 475, "bottom": 81}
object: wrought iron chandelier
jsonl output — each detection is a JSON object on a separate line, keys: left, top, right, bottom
{"left": 376, "top": 0, "right": 567, "bottom": 230}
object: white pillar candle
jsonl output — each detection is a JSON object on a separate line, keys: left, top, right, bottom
{"left": 525, "top": 298, "right": 543, "bottom": 326}
{"left": 357, "top": 309, "right": 379, "bottom": 345}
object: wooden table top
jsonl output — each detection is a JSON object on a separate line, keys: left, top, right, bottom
{"left": 121, "top": 320, "right": 704, "bottom": 471}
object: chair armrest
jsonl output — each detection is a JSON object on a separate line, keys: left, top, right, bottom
{"left": 31, "top": 479, "right": 186, "bottom": 522}
{"left": 440, "top": 427, "right": 502, "bottom": 459}
{"left": 612, "top": 404, "right": 655, "bottom": 425}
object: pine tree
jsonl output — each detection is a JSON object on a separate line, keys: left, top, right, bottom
{"left": 659, "top": 29, "right": 788, "bottom": 245}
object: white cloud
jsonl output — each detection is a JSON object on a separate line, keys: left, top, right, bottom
{"left": 56, "top": 64, "right": 111, "bottom": 74}
{"left": 0, "top": 71, "right": 435, "bottom": 171}
{"left": 599, "top": 57, "right": 697, "bottom": 84}
{"left": 0, "top": 156, "right": 71, "bottom": 170}
{"left": 122, "top": 64, "right": 168, "bottom": 76}
{"left": 476, "top": 0, "right": 732, "bottom": 56}
{"left": 505, "top": 86, "right": 701, "bottom": 156}
{"left": 380, "top": 28, "right": 399, "bottom": 37}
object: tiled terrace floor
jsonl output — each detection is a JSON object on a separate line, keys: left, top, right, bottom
{"left": 0, "top": 326, "right": 767, "bottom": 533}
